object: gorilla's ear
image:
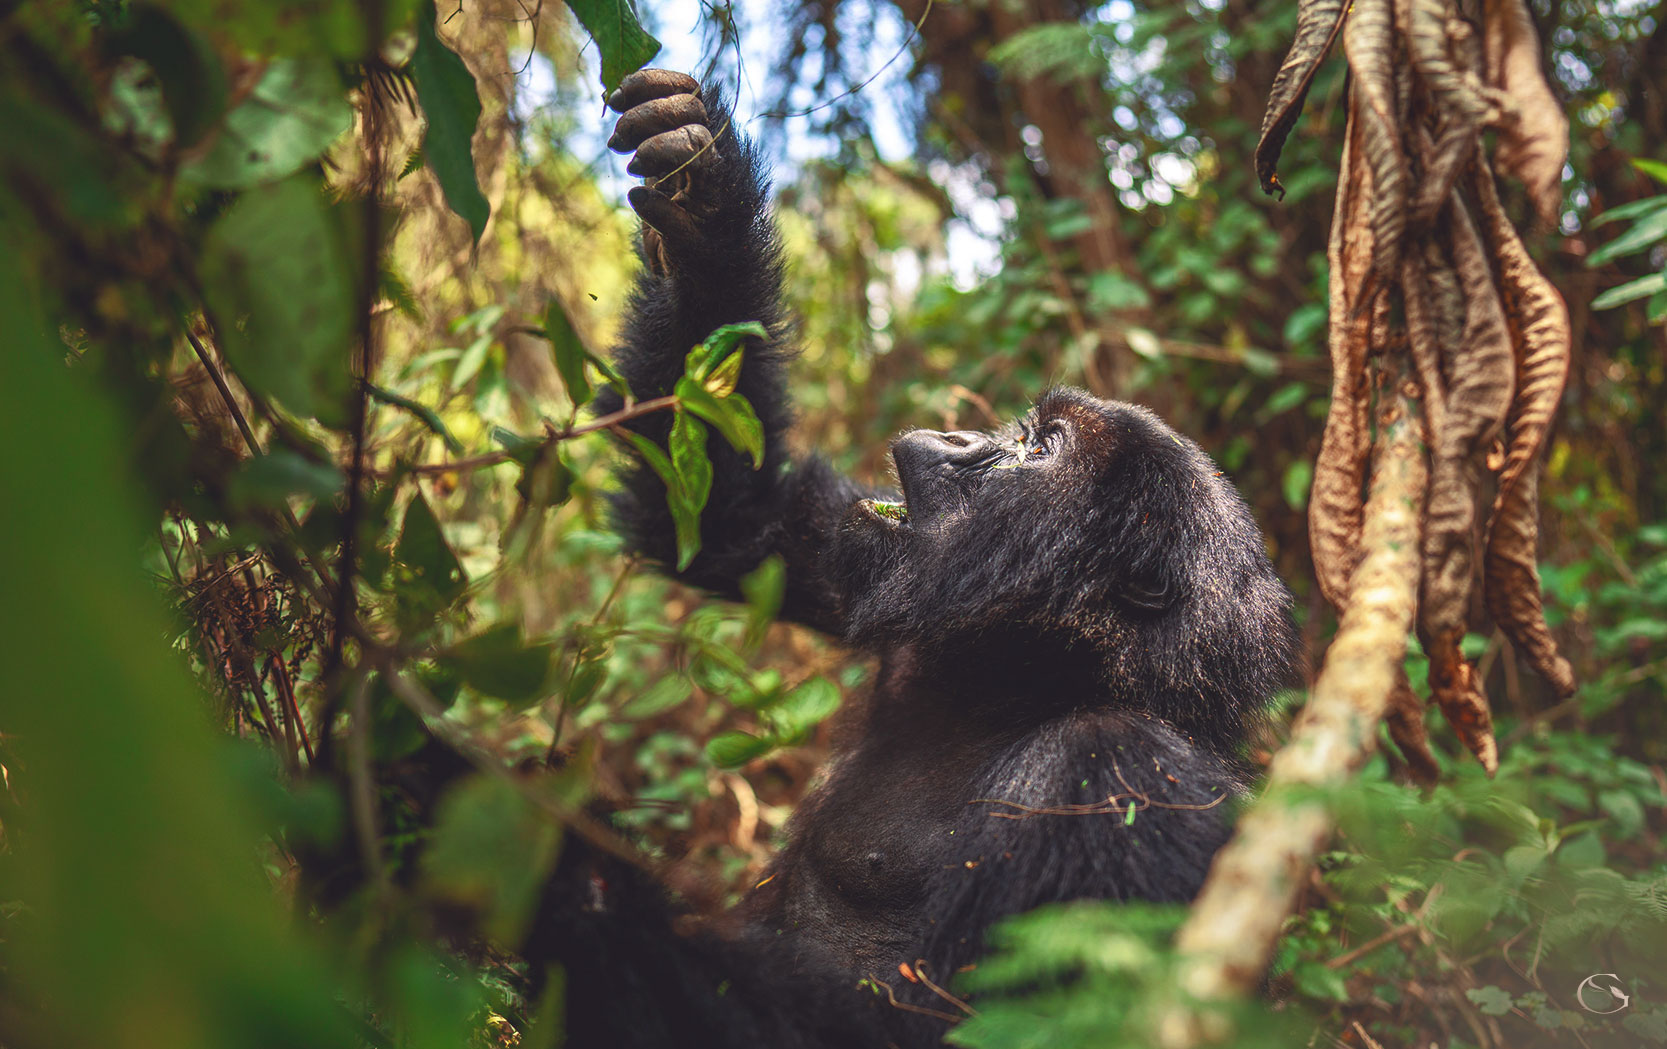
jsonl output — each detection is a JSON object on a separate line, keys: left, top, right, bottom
{"left": 1119, "top": 572, "right": 1177, "bottom": 613}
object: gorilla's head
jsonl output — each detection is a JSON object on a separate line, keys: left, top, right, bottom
{"left": 829, "top": 388, "right": 1297, "bottom": 749}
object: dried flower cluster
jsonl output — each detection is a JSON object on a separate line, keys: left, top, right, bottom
{"left": 1257, "top": 0, "right": 1575, "bottom": 775}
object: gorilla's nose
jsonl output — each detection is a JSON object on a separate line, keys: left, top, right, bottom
{"left": 890, "top": 430, "right": 997, "bottom": 527}
{"left": 890, "top": 429, "right": 995, "bottom": 475}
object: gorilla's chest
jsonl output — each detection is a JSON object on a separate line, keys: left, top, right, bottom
{"left": 758, "top": 726, "right": 1009, "bottom": 974}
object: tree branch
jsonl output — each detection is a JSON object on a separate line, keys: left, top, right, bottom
{"left": 1159, "top": 387, "right": 1426, "bottom": 1046}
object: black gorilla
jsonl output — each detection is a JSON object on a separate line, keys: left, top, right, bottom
{"left": 524, "top": 69, "right": 1298, "bottom": 1048}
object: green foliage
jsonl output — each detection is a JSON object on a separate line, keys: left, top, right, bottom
{"left": 200, "top": 175, "right": 357, "bottom": 424}
{"left": 182, "top": 57, "right": 351, "bottom": 188}
{"left": 564, "top": 0, "right": 662, "bottom": 92}
{"left": 1589, "top": 159, "right": 1667, "bottom": 322}
{"left": 411, "top": 0, "right": 490, "bottom": 243}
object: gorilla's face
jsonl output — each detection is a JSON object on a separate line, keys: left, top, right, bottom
{"left": 829, "top": 388, "right": 1296, "bottom": 743}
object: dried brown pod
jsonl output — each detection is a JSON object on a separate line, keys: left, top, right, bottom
{"left": 1387, "top": 671, "right": 1441, "bottom": 784}
{"left": 1310, "top": 104, "right": 1376, "bottom": 609}
{"left": 1430, "top": 655, "right": 1499, "bottom": 772}
{"left": 1422, "top": 197, "right": 1514, "bottom": 653}
{"left": 1482, "top": 0, "right": 1569, "bottom": 223}
{"left": 1400, "top": 252, "right": 1447, "bottom": 436}
{"left": 1342, "top": 0, "right": 1409, "bottom": 283}
{"left": 1472, "top": 164, "right": 1577, "bottom": 697}
{"left": 1404, "top": 0, "right": 1493, "bottom": 224}
{"left": 1255, "top": 0, "right": 1348, "bottom": 196}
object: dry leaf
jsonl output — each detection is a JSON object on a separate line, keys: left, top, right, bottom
{"left": 1387, "top": 672, "right": 1440, "bottom": 784}
{"left": 1430, "top": 656, "right": 1498, "bottom": 773}
{"left": 1255, "top": 0, "right": 1348, "bottom": 196}
{"left": 1473, "top": 163, "right": 1577, "bottom": 697}
{"left": 1342, "top": 0, "right": 1409, "bottom": 282}
{"left": 1482, "top": 0, "right": 1569, "bottom": 223}
{"left": 1311, "top": 103, "right": 1375, "bottom": 609}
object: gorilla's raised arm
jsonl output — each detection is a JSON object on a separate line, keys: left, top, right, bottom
{"left": 598, "top": 71, "right": 881, "bottom": 636}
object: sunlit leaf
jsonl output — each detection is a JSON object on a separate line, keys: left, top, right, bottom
{"left": 544, "top": 300, "right": 593, "bottom": 409}
{"left": 564, "top": 0, "right": 662, "bottom": 93}
{"left": 676, "top": 378, "right": 764, "bottom": 468}
{"left": 705, "top": 730, "right": 776, "bottom": 769}
{"left": 411, "top": 0, "right": 490, "bottom": 242}
{"left": 1591, "top": 271, "right": 1667, "bottom": 311}
{"left": 182, "top": 58, "right": 351, "bottom": 188}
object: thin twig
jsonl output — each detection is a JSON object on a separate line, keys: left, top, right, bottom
{"left": 385, "top": 395, "right": 679, "bottom": 478}
{"left": 346, "top": 670, "right": 388, "bottom": 893}
{"left": 185, "top": 328, "right": 260, "bottom": 454}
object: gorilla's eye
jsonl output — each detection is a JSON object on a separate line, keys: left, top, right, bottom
{"left": 1027, "top": 425, "right": 1061, "bottom": 460}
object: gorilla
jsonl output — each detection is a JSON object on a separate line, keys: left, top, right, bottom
{"left": 522, "top": 69, "right": 1298, "bottom": 1049}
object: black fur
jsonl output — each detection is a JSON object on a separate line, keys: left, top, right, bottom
{"left": 530, "top": 75, "right": 1299, "bottom": 1048}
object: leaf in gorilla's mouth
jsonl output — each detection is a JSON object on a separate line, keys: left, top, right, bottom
{"left": 866, "top": 499, "right": 908, "bottom": 524}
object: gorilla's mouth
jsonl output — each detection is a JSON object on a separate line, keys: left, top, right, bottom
{"left": 861, "top": 498, "right": 909, "bottom": 527}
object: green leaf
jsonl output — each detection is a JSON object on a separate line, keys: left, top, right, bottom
{"left": 1085, "top": 271, "right": 1152, "bottom": 312}
{"left": 1259, "top": 380, "right": 1310, "bottom": 420}
{"left": 705, "top": 730, "right": 776, "bottom": 769}
{"left": 1598, "top": 789, "right": 1646, "bottom": 837}
{"left": 766, "top": 677, "right": 841, "bottom": 740}
{"left": 669, "top": 412, "right": 712, "bottom": 570}
{"left": 686, "top": 321, "right": 767, "bottom": 381}
{"left": 563, "top": 0, "right": 662, "bottom": 93}
{"left": 1633, "top": 158, "right": 1667, "bottom": 185}
{"left": 619, "top": 675, "right": 693, "bottom": 720}
{"left": 1592, "top": 270, "right": 1667, "bottom": 311}
{"left": 444, "top": 624, "right": 555, "bottom": 701}
{"left": 394, "top": 490, "right": 466, "bottom": 610}
{"left": 1587, "top": 209, "right": 1667, "bottom": 267}
{"left": 515, "top": 449, "right": 575, "bottom": 507}
{"left": 1291, "top": 960, "right": 1347, "bottom": 1002}
{"left": 182, "top": 57, "right": 351, "bottom": 189}
{"left": 369, "top": 383, "right": 463, "bottom": 453}
{"left": 227, "top": 450, "right": 344, "bottom": 508}
{"left": 543, "top": 300, "right": 593, "bottom": 409}
{"left": 1591, "top": 195, "right": 1667, "bottom": 227}
{"left": 675, "top": 378, "right": 765, "bottom": 468}
{"left": 450, "top": 332, "right": 493, "bottom": 390}
{"left": 704, "top": 348, "right": 743, "bottom": 398}
{"left": 1282, "top": 458, "right": 1313, "bottom": 511}
{"left": 620, "top": 430, "right": 701, "bottom": 570}
{"left": 104, "top": 5, "right": 228, "bottom": 148}
{"left": 670, "top": 412, "right": 713, "bottom": 512}
{"left": 1282, "top": 302, "right": 1328, "bottom": 349}
{"left": 740, "top": 555, "right": 786, "bottom": 648}
{"left": 423, "top": 774, "right": 562, "bottom": 942}
{"left": 1466, "top": 986, "right": 1515, "bottom": 1017}
{"left": 200, "top": 176, "right": 354, "bottom": 425}
{"left": 491, "top": 426, "right": 544, "bottom": 465}
{"left": 411, "top": 0, "right": 490, "bottom": 243}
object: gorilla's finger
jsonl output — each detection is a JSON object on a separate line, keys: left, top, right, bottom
{"left": 608, "top": 93, "right": 708, "bottom": 153}
{"left": 626, "top": 125, "right": 716, "bottom": 178}
{"left": 628, "top": 186, "right": 701, "bottom": 249}
{"left": 607, "top": 69, "right": 700, "bottom": 114}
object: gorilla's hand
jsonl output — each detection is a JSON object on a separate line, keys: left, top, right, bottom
{"left": 607, "top": 69, "right": 719, "bottom": 275}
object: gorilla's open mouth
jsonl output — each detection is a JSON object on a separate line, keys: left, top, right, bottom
{"left": 861, "top": 498, "right": 909, "bottom": 527}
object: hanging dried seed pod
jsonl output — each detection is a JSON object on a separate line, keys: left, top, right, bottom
{"left": 1342, "top": 0, "right": 1410, "bottom": 283}
{"left": 1387, "top": 669, "right": 1441, "bottom": 784}
{"left": 1311, "top": 104, "right": 1376, "bottom": 609}
{"left": 1256, "top": 0, "right": 1349, "bottom": 196}
{"left": 1472, "top": 163, "right": 1576, "bottom": 697}
{"left": 1481, "top": 0, "right": 1569, "bottom": 223}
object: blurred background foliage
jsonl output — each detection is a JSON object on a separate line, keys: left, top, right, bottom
{"left": 0, "top": 0, "right": 1664, "bottom": 1046}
